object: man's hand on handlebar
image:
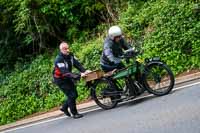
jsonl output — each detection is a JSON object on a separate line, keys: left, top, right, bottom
{"left": 122, "top": 47, "right": 139, "bottom": 58}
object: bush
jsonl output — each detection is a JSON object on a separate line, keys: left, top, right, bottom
{"left": 0, "top": 38, "right": 104, "bottom": 125}
{"left": 1, "top": 0, "right": 200, "bottom": 125}
{"left": 120, "top": 0, "right": 200, "bottom": 75}
{"left": 0, "top": 54, "right": 64, "bottom": 125}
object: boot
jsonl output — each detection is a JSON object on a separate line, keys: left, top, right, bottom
{"left": 60, "top": 108, "right": 71, "bottom": 117}
{"left": 73, "top": 113, "right": 83, "bottom": 119}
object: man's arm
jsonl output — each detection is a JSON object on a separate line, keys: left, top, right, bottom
{"left": 72, "top": 56, "right": 86, "bottom": 73}
{"left": 104, "top": 43, "right": 121, "bottom": 64}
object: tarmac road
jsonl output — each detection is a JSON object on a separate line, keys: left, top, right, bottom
{"left": 3, "top": 79, "right": 200, "bottom": 133}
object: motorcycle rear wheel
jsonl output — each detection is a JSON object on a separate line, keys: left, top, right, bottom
{"left": 91, "top": 78, "right": 119, "bottom": 110}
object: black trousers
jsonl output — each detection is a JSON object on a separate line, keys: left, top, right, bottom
{"left": 55, "top": 78, "right": 78, "bottom": 115}
{"left": 101, "top": 63, "right": 125, "bottom": 72}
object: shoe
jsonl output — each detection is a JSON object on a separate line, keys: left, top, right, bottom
{"left": 73, "top": 113, "right": 83, "bottom": 119}
{"left": 60, "top": 108, "right": 71, "bottom": 117}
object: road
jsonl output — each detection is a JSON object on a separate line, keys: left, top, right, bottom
{"left": 3, "top": 81, "right": 200, "bottom": 133}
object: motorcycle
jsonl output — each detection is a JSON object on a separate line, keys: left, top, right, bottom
{"left": 84, "top": 48, "right": 175, "bottom": 110}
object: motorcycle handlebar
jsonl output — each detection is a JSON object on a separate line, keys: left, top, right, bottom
{"left": 120, "top": 48, "right": 142, "bottom": 59}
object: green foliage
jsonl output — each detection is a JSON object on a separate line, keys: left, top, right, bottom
{"left": 0, "top": 0, "right": 119, "bottom": 69}
{"left": 0, "top": 38, "right": 104, "bottom": 125}
{"left": 0, "top": 0, "right": 132, "bottom": 70}
{"left": 120, "top": 0, "right": 200, "bottom": 75}
{"left": 0, "top": 54, "right": 64, "bottom": 125}
{"left": 70, "top": 38, "right": 105, "bottom": 102}
{"left": 1, "top": 0, "right": 200, "bottom": 126}
{"left": 72, "top": 38, "right": 103, "bottom": 70}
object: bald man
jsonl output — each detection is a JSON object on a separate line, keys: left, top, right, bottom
{"left": 53, "top": 42, "right": 88, "bottom": 119}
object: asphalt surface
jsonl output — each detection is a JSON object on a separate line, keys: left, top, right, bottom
{"left": 4, "top": 80, "right": 200, "bottom": 133}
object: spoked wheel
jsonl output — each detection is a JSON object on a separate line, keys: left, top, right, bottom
{"left": 91, "top": 78, "right": 119, "bottom": 110}
{"left": 143, "top": 62, "right": 175, "bottom": 96}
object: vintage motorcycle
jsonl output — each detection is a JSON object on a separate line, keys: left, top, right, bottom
{"left": 84, "top": 48, "right": 175, "bottom": 110}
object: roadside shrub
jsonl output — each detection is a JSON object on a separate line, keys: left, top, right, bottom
{"left": 1, "top": 0, "right": 200, "bottom": 125}
{"left": 120, "top": 0, "right": 200, "bottom": 75}
{"left": 0, "top": 38, "right": 104, "bottom": 125}
{"left": 0, "top": 55, "right": 64, "bottom": 125}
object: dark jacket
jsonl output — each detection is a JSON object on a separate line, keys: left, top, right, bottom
{"left": 100, "top": 36, "right": 131, "bottom": 66}
{"left": 53, "top": 53, "right": 86, "bottom": 81}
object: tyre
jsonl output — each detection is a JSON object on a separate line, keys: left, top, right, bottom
{"left": 91, "top": 78, "right": 118, "bottom": 110}
{"left": 143, "top": 62, "right": 175, "bottom": 96}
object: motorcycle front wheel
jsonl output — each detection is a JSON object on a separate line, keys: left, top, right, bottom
{"left": 143, "top": 62, "right": 175, "bottom": 96}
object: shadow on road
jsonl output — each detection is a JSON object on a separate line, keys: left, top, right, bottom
{"left": 81, "top": 89, "right": 180, "bottom": 117}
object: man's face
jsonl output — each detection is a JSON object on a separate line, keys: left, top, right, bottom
{"left": 114, "top": 35, "right": 122, "bottom": 43}
{"left": 61, "top": 43, "right": 70, "bottom": 55}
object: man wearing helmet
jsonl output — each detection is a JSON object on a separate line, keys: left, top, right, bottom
{"left": 100, "top": 26, "right": 131, "bottom": 72}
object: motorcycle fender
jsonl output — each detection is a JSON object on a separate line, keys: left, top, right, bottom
{"left": 143, "top": 59, "right": 164, "bottom": 75}
{"left": 145, "top": 57, "right": 164, "bottom": 66}
{"left": 146, "top": 60, "right": 164, "bottom": 66}
{"left": 89, "top": 78, "right": 107, "bottom": 91}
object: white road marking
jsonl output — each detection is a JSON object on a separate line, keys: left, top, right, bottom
{"left": 2, "top": 81, "right": 200, "bottom": 133}
{"left": 2, "top": 108, "right": 100, "bottom": 133}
